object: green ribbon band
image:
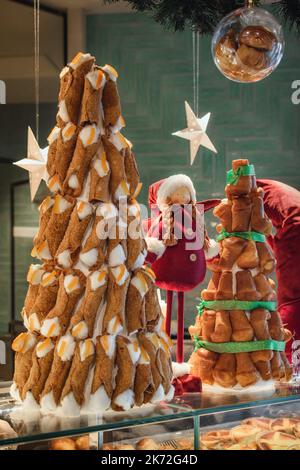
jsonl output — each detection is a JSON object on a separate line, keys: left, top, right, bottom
{"left": 226, "top": 164, "right": 255, "bottom": 185}
{"left": 197, "top": 299, "right": 277, "bottom": 316}
{"left": 194, "top": 336, "right": 285, "bottom": 354}
{"left": 217, "top": 229, "right": 266, "bottom": 243}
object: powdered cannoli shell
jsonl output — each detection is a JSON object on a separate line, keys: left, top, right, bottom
{"left": 213, "top": 199, "right": 232, "bottom": 232}
{"left": 125, "top": 147, "right": 140, "bottom": 198}
{"left": 189, "top": 349, "right": 218, "bottom": 385}
{"left": 33, "top": 196, "right": 55, "bottom": 247}
{"left": 52, "top": 123, "right": 78, "bottom": 186}
{"left": 101, "top": 66, "right": 122, "bottom": 129}
{"left": 251, "top": 188, "right": 272, "bottom": 234}
{"left": 236, "top": 353, "right": 258, "bottom": 387}
{"left": 112, "top": 336, "right": 136, "bottom": 411}
{"left": 102, "top": 265, "right": 130, "bottom": 334}
{"left": 57, "top": 53, "right": 95, "bottom": 126}
{"left": 225, "top": 159, "right": 253, "bottom": 197}
{"left": 91, "top": 335, "right": 116, "bottom": 399}
{"left": 80, "top": 68, "right": 106, "bottom": 126}
{"left": 254, "top": 273, "right": 276, "bottom": 301}
{"left": 61, "top": 339, "right": 95, "bottom": 406}
{"left": 201, "top": 271, "right": 221, "bottom": 301}
{"left": 89, "top": 146, "right": 110, "bottom": 202}
{"left": 12, "top": 333, "right": 37, "bottom": 398}
{"left": 237, "top": 241, "right": 259, "bottom": 270}
{"left": 41, "top": 334, "right": 76, "bottom": 407}
{"left": 102, "top": 136, "right": 129, "bottom": 202}
{"left": 236, "top": 270, "right": 261, "bottom": 301}
{"left": 202, "top": 309, "right": 216, "bottom": 341}
{"left": 64, "top": 125, "right": 101, "bottom": 197}
{"left": 213, "top": 353, "right": 237, "bottom": 388}
{"left": 210, "top": 310, "right": 232, "bottom": 343}
{"left": 271, "top": 351, "right": 286, "bottom": 380}
{"left": 22, "top": 338, "right": 55, "bottom": 402}
{"left": 252, "top": 358, "right": 272, "bottom": 381}
{"left": 216, "top": 271, "right": 233, "bottom": 300}
{"left": 56, "top": 201, "right": 93, "bottom": 269}
{"left": 40, "top": 271, "right": 85, "bottom": 338}
{"left": 26, "top": 270, "right": 60, "bottom": 332}
{"left": 268, "top": 311, "right": 284, "bottom": 341}
{"left": 71, "top": 268, "right": 108, "bottom": 339}
{"left": 219, "top": 237, "right": 247, "bottom": 270}
{"left": 250, "top": 308, "right": 271, "bottom": 340}
{"left": 46, "top": 126, "right": 61, "bottom": 177}
{"left": 126, "top": 270, "right": 149, "bottom": 334}
{"left": 230, "top": 310, "right": 254, "bottom": 342}
{"left": 231, "top": 196, "right": 252, "bottom": 232}
{"left": 256, "top": 242, "right": 276, "bottom": 274}
{"left": 43, "top": 195, "right": 75, "bottom": 259}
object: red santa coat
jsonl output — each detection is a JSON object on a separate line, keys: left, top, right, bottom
{"left": 257, "top": 179, "right": 300, "bottom": 362}
{"left": 144, "top": 177, "right": 220, "bottom": 292}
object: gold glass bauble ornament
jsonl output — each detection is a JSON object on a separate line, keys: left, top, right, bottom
{"left": 212, "top": 3, "right": 284, "bottom": 83}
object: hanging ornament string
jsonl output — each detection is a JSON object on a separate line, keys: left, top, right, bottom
{"left": 34, "top": 0, "right": 40, "bottom": 143}
{"left": 192, "top": 30, "right": 200, "bottom": 117}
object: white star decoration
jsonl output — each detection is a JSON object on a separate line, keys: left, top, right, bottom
{"left": 172, "top": 101, "right": 217, "bottom": 165}
{"left": 14, "top": 127, "right": 49, "bottom": 201}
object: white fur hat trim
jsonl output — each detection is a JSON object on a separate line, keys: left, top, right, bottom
{"left": 156, "top": 174, "right": 196, "bottom": 210}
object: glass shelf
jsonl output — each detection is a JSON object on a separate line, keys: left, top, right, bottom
{"left": 1, "top": 382, "right": 300, "bottom": 447}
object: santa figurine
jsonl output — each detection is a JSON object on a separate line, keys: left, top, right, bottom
{"left": 143, "top": 174, "right": 220, "bottom": 389}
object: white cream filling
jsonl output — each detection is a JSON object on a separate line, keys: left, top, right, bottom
{"left": 41, "top": 271, "right": 58, "bottom": 287}
{"left": 40, "top": 317, "right": 61, "bottom": 338}
{"left": 111, "top": 265, "right": 129, "bottom": 286}
{"left": 107, "top": 316, "right": 123, "bottom": 336}
{"left": 64, "top": 274, "right": 80, "bottom": 293}
{"left": 10, "top": 383, "right": 21, "bottom": 402}
{"left": 59, "top": 66, "right": 69, "bottom": 78}
{"left": 36, "top": 339, "right": 54, "bottom": 358}
{"left": 114, "top": 389, "right": 134, "bottom": 411}
{"left": 79, "top": 248, "right": 98, "bottom": 267}
{"left": 101, "top": 64, "right": 118, "bottom": 81}
{"left": 48, "top": 176, "right": 61, "bottom": 193}
{"left": 47, "top": 126, "right": 60, "bottom": 144}
{"left": 131, "top": 250, "right": 147, "bottom": 270}
{"left": 57, "top": 249, "right": 72, "bottom": 268}
{"left": 96, "top": 202, "right": 118, "bottom": 219}
{"left": 80, "top": 339, "right": 95, "bottom": 361}
{"left": 27, "top": 264, "right": 44, "bottom": 284}
{"left": 57, "top": 99, "right": 70, "bottom": 123}
{"left": 37, "top": 242, "right": 52, "bottom": 260}
{"left": 77, "top": 201, "right": 92, "bottom": 220}
{"left": 93, "top": 153, "right": 110, "bottom": 177}
{"left": 108, "top": 244, "right": 126, "bottom": 267}
{"left": 86, "top": 69, "right": 106, "bottom": 89}
{"left": 72, "top": 321, "right": 89, "bottom": 340}
{"left": 22, "top": 391, "right": 39, "bottom": 411}
{"left": 115, "top": 182, "right": 129, "bottom": 200}
{"left": 89, "top": 269, "right": 107, "bottom": 290}
{"left": 151, "top": 384, "right": 165, "bottom": 403}
{"left": 74, "top": 259, "right": 90, "bottom": 277}
{"left": 28, "top": 312, "right": 41, "bottom": 332}
{"left": 40, "top": 391, "right": 57, "bottom": 414}
{"left": 86, "top": 385, "right": 111, "bottom": 414}
{"left": 55, "top": 196, "right": 72, "bottom": 213}
{"left": 79, "top": 124, "right": 100, "bottom": 147}
{"left": 131, "top": 275, "right": 148, "bottom": 298}
{"left": 59, "top": 393, "right": 81, "bottom": 417}
{"left": 127, "top": 341, "right": 140, "bottom": 364}
{"left": 110, "top": 116, "right": 125, "bottom": 134}
{"left": 68, "top": 174, "right": 79, "bottom": 189}
{"left": 57, "top": 334, "right": 76, "bottom": 362}
{"left": 100, "top": 335, "right": 116, "bottom": 359}
{"left": 62, "top": 122, "right": 76, "bottom": 142}
{"left": 79, "top": 172, "right": 91, "bottom": 202}
{"left": 69, "top": 52, "right": 93, "bottom": 70}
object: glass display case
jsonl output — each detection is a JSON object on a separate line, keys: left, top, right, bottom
{"left": 1, "top": 381, "right": 300, "bottom": 450}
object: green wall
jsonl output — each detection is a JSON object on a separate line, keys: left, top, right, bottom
{"left": 87, "top": 12, "right": 300, "bottom": 331}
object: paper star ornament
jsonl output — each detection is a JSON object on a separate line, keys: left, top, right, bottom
{"left": 14, "top": 127, "right": 49, "bottom": 201}
{"left": 172, "top": 101, "right": 217, "bottom": 165}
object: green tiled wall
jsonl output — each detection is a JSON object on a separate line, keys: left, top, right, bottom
{"left": 87, "top": 12, "right": 300, "bottom": 332}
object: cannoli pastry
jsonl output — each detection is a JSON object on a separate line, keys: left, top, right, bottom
{"left": 71, "top": 267, "right": 108, "bottom": 339}
{"left": 271, "top": 351, "right": 286, "bottom": 380}
{"left": 125, "top": 270, "right": 148, "bottom": 334}
{"left": 144, "top": 268, "right": 162, "bottom": 330}
{"left": 138, "top": 332, "right": 163, "bottom": 402}
{"left": 236, "top": 241, "right": 259, "bottom": 269}
{"left": 213, "top": 199, "right": 232, "bottom": 232}
{"left": 225, "top": 159, "right": 253, "bottom": 197}
{"left": 188, "top": 315, "right": 202, "bottom": 339}
{"left": 56, "top": 201, "right": 93, "bottom": 269}
{"left": 268, "top": 310, "right": 285, "bottom": 342}
{"left": 254, "top": 273, "right": 276, "bottom": 301}
{"left": 23, "top": 264, "right": 45, "bottom": 316}
{"left": 101, "top": 64, "right": 124, "bottom": 131}
{"left": 219, "top": 237, "right": 247, "bottom": 270}
{"left": 33, "top": 196, "right": 54, "bottom": 247}
{"left": 107, "top": 220, "right": 127, "bottom": 268}
{"left": 22, "top": 338, "right": 55, "bottom": 406}
{"left": 102, "top": 265, "right": 130, "bottom": 334}
{"left": 112, "top": 336, "right": 139, "bottom": 411}
{"left": 231, "top": 196, "right": 252, "bottom": 232}
{"left": 236, "top": 353, "right": 258, "bottom": 387}
{"left": 57, "top": 52, "right": 95, "bottom": 126}
{"left": 80, "top": 67, "right": 106, "bottom": 126}
{"left": 46, "top": 126, "right": 60, "bottom": 178}
{"left": 89, "top": 145, "right": 110, "bottom": 202}
{"left": 216, "top": 271, "right": 233, "bottom": 300}
{"left": 37, "top": 195, "right": 75, "bottom": 261}
{"left": 252, "top": 358, "right": 272, "bottom": 381}
{"left": 40, "top": 271, "right": 85, "bottom": 338}
{"left": 230, "top": 310, "right": 254, "bottom": 342}
{"left": 152, "top": 333, "right": 173, "bottom": 397}
{"left": 25, "top": 269, "right": 59, "bottom": 333}
{"left": 40, "top": 334, "right": 76, "bottom": 413}
{"left": 102, "top": 136, "right": 129, "bottom": 202}
{"left": 256, "top": 242, "right": 276, "bottom": 274}
{"left": 189, "top": 349, "right": 218, "bottom": 385}
{"left": 49, "top": 123, "right": 78, "bottom": 189}
{"left": 201, "top": 271, "right": 221, "bottom": 301}
{"left": 250, "top": 308, "right": 271, "bottom": 340}
{"left": 64, "top": 124, "right": 102, "bottom": 197}
{"left": 251, "top": 188, "right": 272, "bottom": 234}
{"left": 79, "top": 202, "right": 117, "bottom": 269}
{"left": 236, "top": 270, "right": 261, "bottom": 301}
{"left": 213, "top": 353, "right": 237, "bottom": 388}
{"left": 201, "top": 309, "right": 216, "bottom": 341}
{"left": 126, "top": 201, "right": 145, "bottom": 270}
{"left": 11, "top": 332, "right": 37, "bottom": 401}
{"left": 280, "top": 352, "right": 293, "bottom": 381}
{"left": 60, "top": 339, "right": 95, "bottom": 415}
{"left": 210, "top": 311, "right": 232, "bottom": 343}
{"left": 87, "top": 335, "right": 116, "bottom": 412}
{"left": 124, "top": 147, "right": 140, "bottom": 198}
{"left": 134, "top": 346, "right": 154, "bottom": 406}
